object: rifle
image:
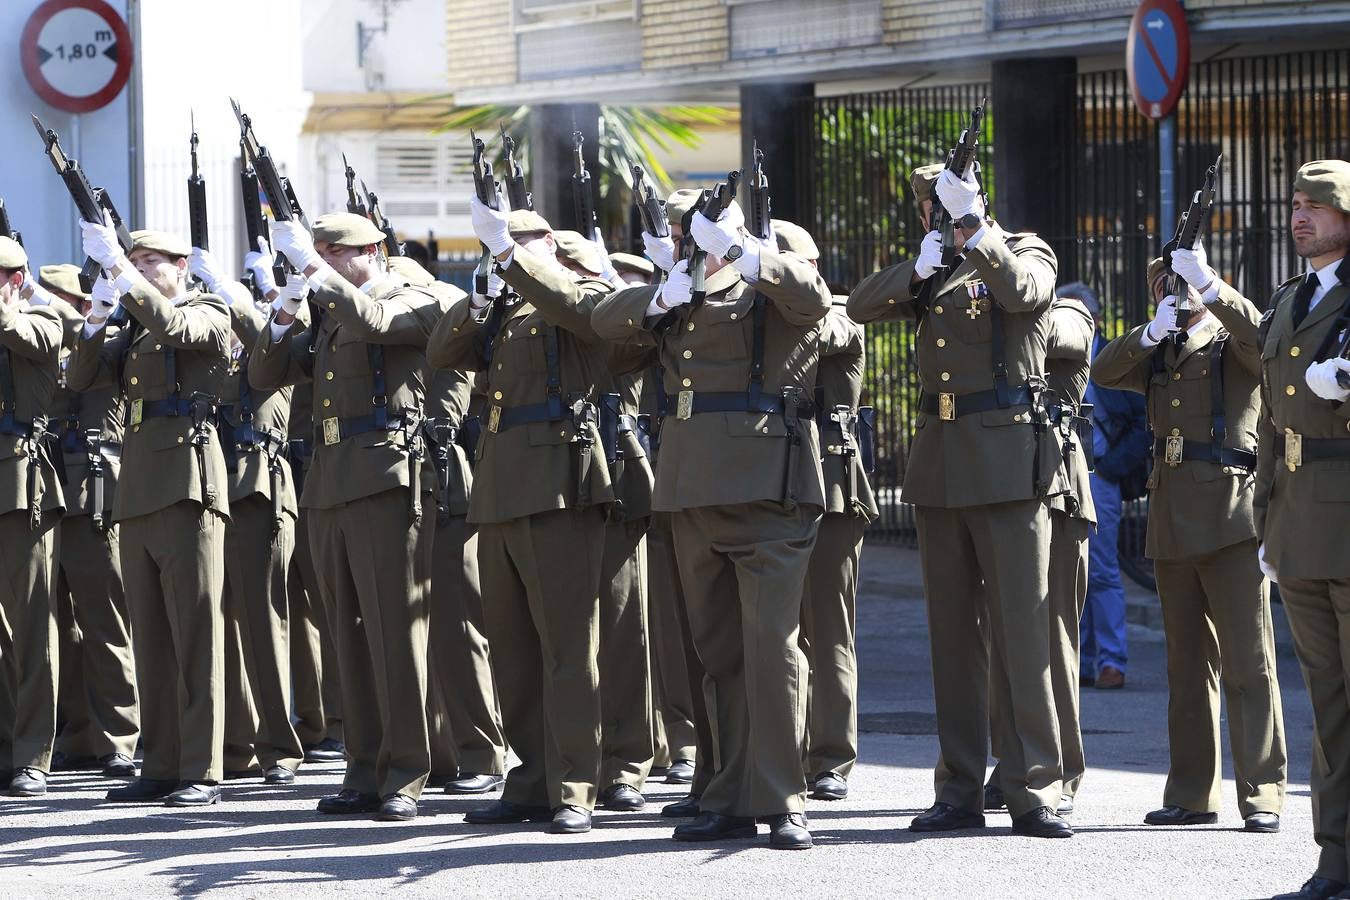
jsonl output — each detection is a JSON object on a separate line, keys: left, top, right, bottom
{"left": 188, "top": 112, "right": 208, "bottom": 286}
{"left": 744, "top": 141, "right": 772, "bottom": 242}
{"left": 931, "top": 97, "right": 987, "bottom": 283}
{"left": 690, "top": 172, "right": 741, "bottom": 309}
{"left": 32, "top": 114, "right": 134, "bottom": 293}
{"left": 632, "top": 165, "right": 668, "bottom": 239}
{"left": 343, "top": 153, "right": 368, "bottom": 217}
{"left": 239, "top": 138, "right": 270, "bottom": 300}
{"left": 232, "top": 98, "right": 308, "bottom": 287}
{"left": 501, "top": 126, "right": 532, "bottom": 212}
{"left": 572, "top": 131, "right": 597, "bottom": 237}
{"left": 364, "top": 180, "right": 402, "bottom": 258}
{"left": 1161, "top": 154, "right": 1222, "bottom": 346}
{"left": 0, "top": 199, "right": 22, "bottom": 247}
{"left": 470, "top": 130, "right": 497, "bottom": 296}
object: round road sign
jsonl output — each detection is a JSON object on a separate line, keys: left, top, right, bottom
{"left": 21, "top": 0, "right": 133, "bottom": 114}
{"left": 1126, "top": 0, "right": 1190, "bottom": 120}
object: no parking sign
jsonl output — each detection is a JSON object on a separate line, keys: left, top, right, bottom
{"left": 1126, "top": 0, "right": 1190, "bottom": 120}
{"left": 20, "top": 0, "right": 133, "bottom": 114}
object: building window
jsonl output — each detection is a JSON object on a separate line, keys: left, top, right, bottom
{"left": 727, "top": 0, "right": 881, "bottom": 60}
{"left": 373, "top": 138, "right": 475, "bottom": 219}
{"left": 992, "top": 0, "right": 1136, "bottom": 30}
{"left": 514, "top": 0, "right": 641, "bottom": 81}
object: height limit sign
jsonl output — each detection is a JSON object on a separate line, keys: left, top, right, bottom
{"left": 21, "top": 0, "right": 133, "bottom": 114}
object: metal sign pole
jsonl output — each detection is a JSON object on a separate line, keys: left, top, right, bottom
{"left": 1159, "top": 112, "right": 1176, "bottom": 251}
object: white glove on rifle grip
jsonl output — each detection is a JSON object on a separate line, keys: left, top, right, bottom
{"left": 245, "top": 237, "right": 280, "bottom": 298}
{"left": 643, "top": 232, "right": 676, "bottom": 273}
{"left": 913, "top": 231, "right": 943, "bottom": 280}
{"left": 1144, "top": 295, "right": 1181, "bottom": 344}
{"left": 89, "top": 275, "right": 120, "bottom": 319}
{"left": 1305, "top": 358, "right": 1350, "bottom": 402}
{"left": 470, "top": 193, "right": 514, "bottom": 258}
{"left": 1258, "top": 543, "right": 1278, "bottom": 585}
{"left": 270, "top": 220, "right": 322, "bottom": 274}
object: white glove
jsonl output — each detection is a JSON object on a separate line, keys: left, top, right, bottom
{"left": 914, "top": 231, "right": 944, "bottom": 280}
{"left": 470, "top": 193, "right": 513, "bottom": 258}
{"left": 272, "top": 277, "right": 307, "bottom": 317}
{"left": 270, "top": 220, "right": 321, "bottom": 273}
{"left": 20, "top": 271, "right": 55, "bottom": 307}
{"left": 188, "top": 247, "right": 228, "bottom": 293}
{"left": 690, "top": 202, "right": 745, "bottom": 261}
{"left": 935, "top": 169, "right": 984, "bottom": 220}
{"left": 1258, "top": 543, "right": 1278, "bottom": 585}
{"left": 1145, "top": 295, "right": 1181, "bottom": 343}
{"left": 657, "top": 259, "right": 693, "bottom": 310}
{"left": 216, "top": 279, "right": 252, "bottom": 308}
{"left": 79, "top": 210, "right": 124, "bottom": 269}
{"left": 643, "top": 231, "right": 676, "bottom": 273}
{"left": 1305, "top": 358, "right": 1350, "bottom": 402}
{"left": 1169, "top": 245, "right": 1216, "bottom": 294}
{"left": 592, "top": 227, "right": 620, "bottom": 283}
{"left": 89, "top": 275, "right": 120, "bottom": 320}
{"left": 245, "top": 236, "right": 280, "bottom": 298}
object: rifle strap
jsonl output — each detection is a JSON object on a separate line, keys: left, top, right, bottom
{"left": 989, "top": 303, "right": 1013, "bottom": 407}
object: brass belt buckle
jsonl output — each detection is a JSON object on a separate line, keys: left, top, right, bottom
{"left": 130, "top": 398, "right": 143, "bottom": 426}
{"left": 676, "top": 390, "right": 694, "bottom": 421}
{"left": 487, "top": 405, "right": 502, "bottom": 434}
{"left": 1164, "top": 435, "right": 1184, "bottom": 466}
{"left": 1286, "top": 430, "right": 1303, "bottom": 472}
{"left": 938, "top": 392, "right": 956, "bottom": 422}
{"left": 322, "top": 417, "right": 341, "bottom": 446}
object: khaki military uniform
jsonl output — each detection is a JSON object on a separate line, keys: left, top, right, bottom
{"left": 592, "top": 251, "right": 832, "bottom": 818}
{"left": 848, "top": 225, "right": 1065, "bottom": 818}
{"left": 45, "top": 298, "right": 138, "bottom": 763}
{"left": 428, "top": 247, "right": 615, "bottom": 812}
{"left": 1094, "top": 283, "right": 1286, "bottom": 817}
{"left": 67, "top": 281, "right": 232, "bottom": 784}
{"left": 0, "top": 301, "right": 65, "bottom": 776}
{"left": 1255, "top": 265, "right": 1350, "bottom": 880}
{"left": 250, "top": 269, "right": 443, "bottom": 802}
{"left": 802, "top": 300, "right": 878, "bottom": 780}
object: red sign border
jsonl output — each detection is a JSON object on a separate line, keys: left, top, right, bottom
{"left": 21, "top": 0, "right": 133, "bottom": 114}
{"left": 1126, "top": 0, "right": 1191, "bottom": 121}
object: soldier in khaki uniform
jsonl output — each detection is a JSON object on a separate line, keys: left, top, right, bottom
{"left": 592, "top": 190, "right": 832, "bottom": 850}
{"left": 1256, "top": 161, "right": 1350, "bottom": 900}
{"left": 848, "top": 165, "right": 1069, "bottom": 838}
{"left": 428, "top": 199, "right": 614, "bottom": 836}
{"left": 68, "top": 225, "right": 232, "bottom": 806}
{"left": 0, "top": 238, "right": 66, "bottom": 797}
{"left": 1093, "top": 255, "right": 1286, "bottom": 833}
{"left": 249, "top": 214, "right": 443, "bottom": 822}
{"left": 22, "top": 265, "right": 138, "bottom": 780}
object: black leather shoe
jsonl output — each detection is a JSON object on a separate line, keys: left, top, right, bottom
{"left": 1245, "top": 811, "right": 1280, "bottom": 833}
{"left": 983, "top": 782, "right": 1006, "bottom": 811}
{"left": 317, "top": 789, "right": 381, "bottom": 815}
{"left": 767, "top": 812, "right": 812, "bottom": 849}
{"left": 100, "top": 753, "right": 136, "bottom": 778}
{"left": 672, "top": 811, "right": 758, "bottom": 841}
{"left": 106, "top": 778, "right": 178, "bottom": 802}
{"left": 52, "top": 752, "right": 99, "bottom": 772}
{"left": 376, "top": 794, "right": 418, "bottom": 821}
{"left": 1057, "top": 794, "right": 1074, "bottom": 816}
{"left": 909, "top": 802, "right": 985, "bottom": 832}
{"left": 1012, "top": 806, "right": 1073, "bottom": 838}
{"left": 303, "top": 737, "right": 346, "bottom": 763}
{"left": 445, "top": 772, "right": 505, "bottom": 794}
{"left": 662, "top": 793, "right": 701, "bottom": 818}
{"left": 810, "top": 772, "right": 847, "bottom": 801}
{"left": 1144, "top": 805, "right": 1218, "bottom": 826}
{"left": 665, "top": 758, "right": 695, "bottom": 784}
{"left": 600, "top": 784, "right": 646, "bottom": 811}
{"left": 549, "top": 805, "right": 592, "bottom": 834}
{"left": 264, "top": 765, "right": 296, "bottom": 785}
{"left": 464, "top": 799, "right": 553, "bottom": 825}
{"left": 8, "top": 768, "right": 47, "bottom": 797}
{"left": 166, "top": 782, "right": 221, "bottom": 806}
{"left": 1271, "top": 876, "right": 1348, "bottom": 899}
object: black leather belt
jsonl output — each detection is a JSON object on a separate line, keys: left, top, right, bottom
{"left": 662, "top": 391, "right": 815, "bottom": 421}
{"left": 918, "top": 385, "right": 1035, "bottom": 420}
{"left": 316, "top": 413, "right": 409, "bottom": 447}
{"left": 1275, "top": 433, "right": 1350, "bottom": 470}
{"left": 490, "top": 401, "right": 565, "bottom": 433}
{"left": 1152, "top": 436, "right": 1256, "bottom": 470}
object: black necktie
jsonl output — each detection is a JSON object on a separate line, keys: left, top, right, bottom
{"left": 1291, "top": 273, "right": 1318, "bottom": 328}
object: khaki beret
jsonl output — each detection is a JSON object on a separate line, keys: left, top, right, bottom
{"left": 772, "top": 219, "right": 819, "bottom": 260}
{"left": 910, "top": 164, "right": 945, "bottom": 206}
{"left": 130, "top": 229, "right": 190, "bottom": 258}
{"left": 507, "top": 209, "right": 552, "bottom": 236}
{"left": 387, "top": 254, "right": 436, "bottom": 286}
{"left": 1147, "top": 257, "right": 1168, "bottom": 292}
{"left": 609, "top": 252, "right": 654, "bottom": 278}
{"left": 664, "top": 188, "right": 742, "bottom": 234}
{"left": 39, "top": 263, "right": 87, "bottom": 298}
{"left": 553, "top": 230, "right": 603, "bottom": 275}
{"left": 312, "top": 213, "right": 385, "bottom": 248}
{"left": 1294, "top": 160, "right": 1350, "bottom": 215}
{"left": 0, "top": 236, "right": 27, "bottom": 270}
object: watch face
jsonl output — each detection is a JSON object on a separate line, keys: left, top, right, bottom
{"left": 958, "top": 213, "right": 982, "bottom": 230}
{"left": 725, "top": 244, "right": 743, "bottom": 260}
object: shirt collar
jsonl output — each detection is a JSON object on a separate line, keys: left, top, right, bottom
{"left": 1310, "top": 255, "right": 1345, "bottom": 292}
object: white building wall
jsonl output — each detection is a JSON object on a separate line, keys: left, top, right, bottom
{"left": 302, "top": 0, "right": 448, "bottom": 93}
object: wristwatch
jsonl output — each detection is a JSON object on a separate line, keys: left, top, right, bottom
{"left": 724, "top": 244, "right": 744, "bottom": 261}
{"left": 957, "top": 213, "right": 983, "bottom": 231}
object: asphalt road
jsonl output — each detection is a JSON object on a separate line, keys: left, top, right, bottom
{"left": 0, "top": 543, "right": 1317, "bottom": 899}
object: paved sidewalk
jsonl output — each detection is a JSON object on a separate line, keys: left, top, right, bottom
{"left": 0, "top": 542, "right": 1315, "bottom": 899}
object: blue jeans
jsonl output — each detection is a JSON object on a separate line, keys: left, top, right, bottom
{"left": 1081, "top": 474, "right": 1128, "bottom": 675}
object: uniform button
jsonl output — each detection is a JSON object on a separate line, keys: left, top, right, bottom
{"left": 936, "top": 339, "right": 946, "bottom": 348}
{"left": 1200, "top": 369, "right": 1207, "bottom": 376}
{"left": 888, "top": 298, "right": 896, "bottom": 305}
{"left": 1170, "top": 427, "right": 1181, "bottom": 436}
{"left": 730, "top": 313, "right": 738, "bottom": 320}
{"left": 941, "top": 372, "right": 951, "bottom": 382}
{"left": 329, "top": 302, "right": 336, "bottom": 309}
{"left": 130, "top": 376, "right": 139, "bottom": 385}
{"left": 1173, "top": 372, "right": 1181, "bottom": 381}
{"left": 761, "top": 426, "right": 769, "bottom": 434}
{"left": 1291, "top": 346, "right": 1302, "bottom": 357}
{"left": 683, "top": 350, "right": 693, "bottom": 359}
{"left": 682, "top": 377, "right": 692, "bottom": 387}
{"left": 177, "top": 436, "right": 185, "bottom": 444}
{"left": 934, "top": 306, "right": 944, "bottom": 314}
{"left": 626, "top": 318, "right": 634, "bottom": 326}
{"left": 1286, "top": 385, "right": 1297, "bottom": 396}
{"left": 687, "top": 323, "right": 695, "bottom": 332}
{"left": 452, "top": 326, "right": 460, "bottom": 332}
{"left": 326, "top": 372, "right": 334, "bottom": 381}
{"left": 137, "top": 298, "right": 145, "bottom": 306}
{"left": 559, "top": 430, "right": 567, "bottom": 438}
{"left": 530, "top": 327, "right": 538, "bottom": 335}
{"left": 330, "top": 344, "right": 336, "bottom": 353}
{"left": 156, "top": 344, "right": 163, "bottom": 351}
{"left": 992, "top": 261, "right": 1001, "bottom": 269}
{"left": 1171, "top": 399, "right": 1181, "bottom": 407}
{"left": 497, "top": 362, "right": 503, "bottom": 370}
{"left": 493, "top": 391, "right": 503, "bottom": 400}
{"left": 131, "top": 352, "right": 138, "bottom": 360}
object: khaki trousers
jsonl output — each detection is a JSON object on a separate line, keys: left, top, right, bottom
{"left": 917, "top": 499, "right": 1061, "bottom": 818}
{"left": 222, "top": 581, "right": 259, "bottom": 772}
{"left": 427, "top": 514, "right": 505, "bottom": 776}
{"left": 600, "top": 516, "right": 654, "bottom": 789}
{"left": 119, "top": 501, "right": 226, "bottom": 782}
{"left": 648, "top": 516, "right": 698, "bottom": 765}
{"left": 672, "top": 501, "right": 819, "bottom": 817}
{"left": 0, "top": 510, "right": 60, "bottom": 773}
{"left": 478, "top": 506, "right": 606, "bottom": 811}
{"left": 801, "top": 512, "right": 866, "bottom": 779}
{"left": 289, "top": 508, "right": 343, "bottom": 748}
{"left": 309, "top": 487, "right": 434, "bottom": 800}
{"left": 55, "top": 517, "right": 138, "bottom": 760}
